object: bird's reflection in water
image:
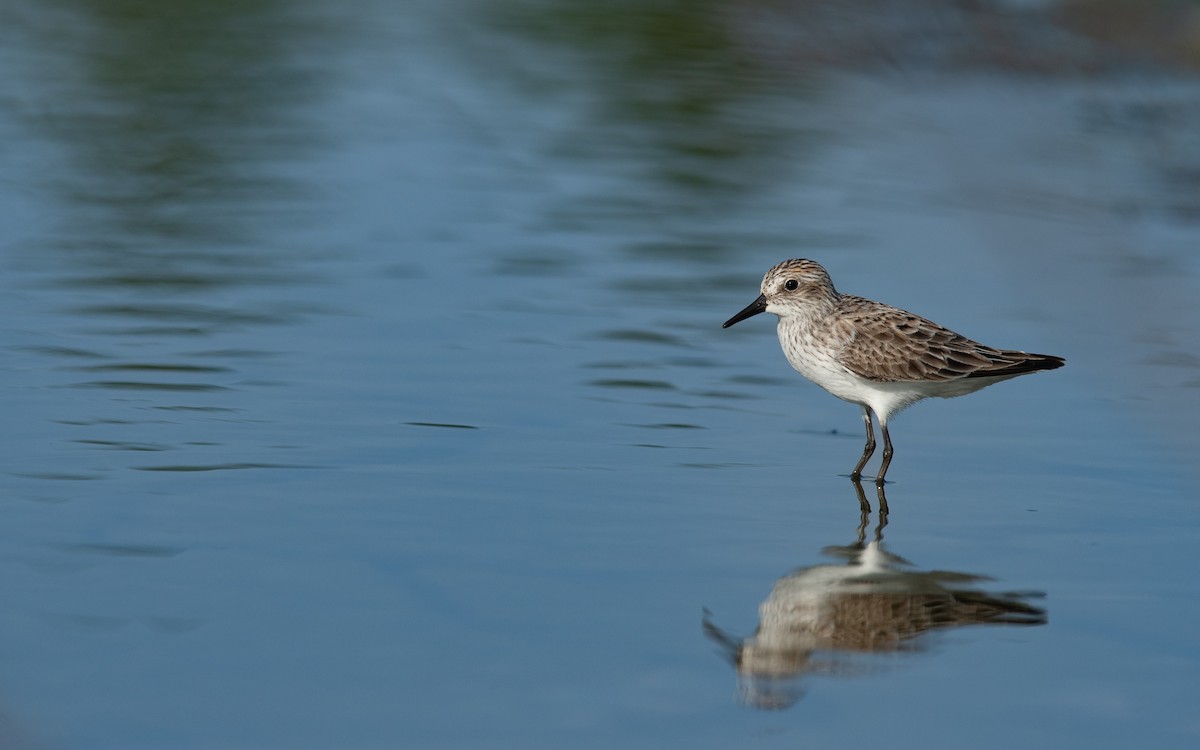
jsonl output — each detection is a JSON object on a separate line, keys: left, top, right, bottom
{"left": 704, "top": 481, "right": 1046, "bottom": 709}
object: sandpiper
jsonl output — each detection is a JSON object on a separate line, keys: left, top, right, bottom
{"left": 723, "top": 259, "right": 1064, "bottom": 484}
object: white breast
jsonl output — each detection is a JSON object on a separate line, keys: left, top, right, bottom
{"left": 775, "top": 318, "right": 929, "bottom": 421}
{"left": 776, "top": 320, "right": 864, "bottom": 402}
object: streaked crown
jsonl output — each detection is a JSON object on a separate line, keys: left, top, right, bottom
{"left": 761, "top": 259, "right": 838, "bottom": 305}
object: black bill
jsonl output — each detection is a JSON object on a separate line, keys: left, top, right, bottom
{"left": 722, "top": 294, "right": 767, "bottom": 328}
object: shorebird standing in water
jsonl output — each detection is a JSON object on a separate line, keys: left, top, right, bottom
{"left": 723, "top": 259, "right": 1064, "bottom": 485}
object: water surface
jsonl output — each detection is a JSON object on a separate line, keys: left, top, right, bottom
{"left": 1, "top": 1, "right": 1198, "bottom": 748}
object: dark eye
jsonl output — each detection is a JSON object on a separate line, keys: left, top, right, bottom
{"left": 784, "top": 279, "right": 799, "bottom": 291}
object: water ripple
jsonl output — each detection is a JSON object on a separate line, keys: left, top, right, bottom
{"left": 132, "top": 462, "right": 309, "bottom": 472}
{"left": 588, "top": 378, "right": 677, "bottom": 390}
{"left": 65, "top": 381, "right": 232, "bottom": 392}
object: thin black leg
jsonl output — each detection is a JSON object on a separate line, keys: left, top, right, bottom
{"left": 851, "top": 407, "right": 875, "bottom": 480}
{"left": 851, "top": 477, "right": 871, "bottom": 515}
{"left": 853, "top": 476, "right": 887, "bottom": 532}
{"left": 875, "top": 420, "right": 894, "bottom": 486}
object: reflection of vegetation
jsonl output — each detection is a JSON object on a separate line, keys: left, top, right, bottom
{"left": 1056, "top": 0, "right": 1200, "bottom": 70}
{"left": 720, "top": 0, "right": 1200, "bottom": 75}
{"left": 492, "top": 0, "right": 811, "bottom": 198}
{"left": 511, "top": 0, "right": 760, "bottom": 125}
{"left": 21, "top": 0, "right": 331, "bottom": 286}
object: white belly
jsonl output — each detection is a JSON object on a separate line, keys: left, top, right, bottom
{"left": 776, "top": 322, "right": 928, "bottom": 421}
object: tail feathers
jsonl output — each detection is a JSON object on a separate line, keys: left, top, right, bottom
{"left": 968, "top": 352, "right": 1065, "bottom": 379}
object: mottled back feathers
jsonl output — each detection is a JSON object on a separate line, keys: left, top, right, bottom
{"left": 830, "top": 295, "right": 1064, "bottom": 383}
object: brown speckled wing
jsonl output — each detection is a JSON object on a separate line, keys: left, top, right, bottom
{"left": 831, "top": 296, "right": 1059, "bottom": 382}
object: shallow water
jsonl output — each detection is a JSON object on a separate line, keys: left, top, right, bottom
{"left": 1, "top": 1, "right": 1199, "bottom": 748}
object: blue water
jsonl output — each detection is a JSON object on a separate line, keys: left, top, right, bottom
{"left": 1, "top": 1, "right": 1198, "bottom": 748}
